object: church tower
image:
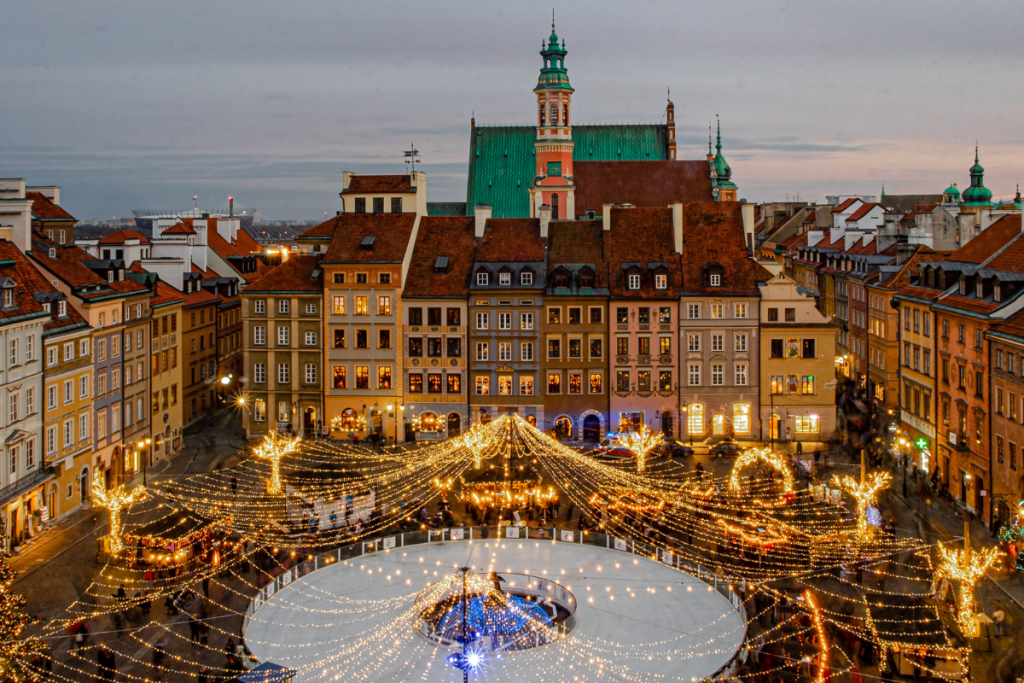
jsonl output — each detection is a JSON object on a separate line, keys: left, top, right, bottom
{"left": 530, "top": 19, "right": 575, "bottom": 220}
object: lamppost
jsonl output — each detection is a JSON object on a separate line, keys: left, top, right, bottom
{"left": 386, "top": 404, "right": 405, "bottom": 446}
{"left": 898, "top": 436, "right": 908, "bottom": 497}
{"left": 136, "top": 437, "right": 152, "bottom": 485}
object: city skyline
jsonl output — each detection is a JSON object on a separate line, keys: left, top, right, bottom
{"left": 3, "top": 0, "right": 1023, "bottom": 220}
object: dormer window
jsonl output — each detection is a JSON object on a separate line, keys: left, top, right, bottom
{"left": 118, "top": 269, "right": 124, "bottom": 281}
{"left": 976, "top": 280, "right": 983, "bottom": 299}
{"left": 655, "top": 274, "right": 668, "bottom": 289}
{"left": 2, "top": 290, "right": 12, "bottom": 309}
{"left": 552, "top": 269, "right": 570, "bottom": 288}
{"left": 994, "top": 284, "right": 1002, "bottom": 303}
{"left": 58, "top": 300, "right": 67, "bottom": 317}
{"left": 499, "top": 271, "right": 511, "bottom": 286}
{"left": 579, "top": 269, "right": 594, "bottom": 289}
{"left": 476, "top": 271, "right": 489, "bottom": 286}
{"left": 434, "top": 256, "right": 449, "bottom": 274}
{"left": 710, "top": 274, "right": 721, "bottom": 286}
{"left": 107, "top": 271, "right": 114, "bottom": 283}
{"left": 628, "top": 274, "right": 641, "bottom": 290}
{"left": 360, "top": 235, "right": 376, "bottom": 251}
{"left": 959, "top": 279, "right": 966, "bottom": 295}
{"left": 521, "top": 269, "right": 534, "bottom": 286}
{"left": 48, "top": 247, "right": 56, "bottom": 258}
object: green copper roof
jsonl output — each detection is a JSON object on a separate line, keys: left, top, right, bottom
{"left": 537, "top": 23, "right": 571, "bottom": 90}
{"left": 962, "top": 147, "right": 993, "bottom": 206}
{"left": 465, "top": 124, "right": 669, "bottom": 217}
{"left": 943, "top": 184, "right": 960, "bottom": 198}
{"left": 427, "top": 202, "right": 468, "bottom": 216}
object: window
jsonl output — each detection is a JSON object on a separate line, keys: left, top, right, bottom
{"left": 447, "top": 374, "right": 461, "bottom": 393}
{"left": 356, "top": 273, "right": 368, "bottom": 284}
{"left": 334, "top": 329, "right": 346, "bottom": 349}
{"left": 634, "top": 337, "right": 648, "bottom": 355}
{"left": 373, "top": 197, "right": 384, "bottom": 213}
{"left": 801, "top": 375, "right": 815, "bottom": 394}
{"left": 711, "top": 333, "right": 723, "bottom": 352}
{"left": 498, "top": 342, "right": 512, "bottom": 361}
{"left": 277, "top": 326, "right": 290, "bottom": 346}
{"left": 475, "top": 342, "right": 489, "bottom": 362}
{"left": 959, "top": 364, "right": 966, "bottom": 389}
{"left": 476, "top": 313, "right": 489, "bottom": 330}
{"left": 975, "top": 371, "right": 984, "bottom": 398}
{"left": 997, "top": 387, "right": 1005, "bottom": 414}
{"left": 111, "top": 368, "right": 120, "bottom": 390}
{"left": 447, "top": 338, "right": 462, "bottom": 357}
{"left": 46, "top": 385, "right": 56, "bottom": 410}
{"left": 409, "top": 307, "right": 423, "bottom": 325}
{"left": 710, "top": 304, "right": 724, "bottom": 319}
{"left": 548, "top": 307, "right": 561, "bottom": 325}
{"left": 686, "top": 303, "right": 700, "bottom": 320}
{"left": 63, "top": 380, "right": 73, "bottom": 405}
{"left": 499, "top": 272, "right": 511, "bottom": 286}
{"left": 735, "top": 334, "right": 747, "bottom": 352}
{"left": 520, "top": 271, "right": 533, "bottom": 285}
{"left": 475, "top": 376, "right": 490, "bottom": 395}
{"left": 279, "top": 299, "right": 289, "bottom": 314}
{"left": 802, "top": 339, "right": 816, "bottom": 359}
{"left": 687, "top": 404, "right": 704, "bottom": 435}
{"left": 377, "top": 366, "right": 392, "bottom": 389}
{"left": 638, "top": 307, "right": 650, "bottom": 324}
{"left": 499, "top": 312, "right": 511, "bottom": 330}
{"left": 733, "top": 404, "right": 750, "bottom": 434}
{"left": 568, "top": 307, "right": 581, "bottom": 325}
{"left": 924, "top": 311, "right": 931, "bottom": 336}
{"left": 711, "top": 363, "right": 724, "bottom": 386}
{"left": 305, "top": 332, "right": 318, "bottom": 346}
{"left": 277, "top": 401, "right": 289, "bottom": 422}
{"left": 520, "top": 312, "right": 534, "bottom": 330}
{"left": 616, "top": 371, "right": 630, "bottom": 392}
{"left": 520, "top": 342, "right": 534, "bottom": 361}
{"left": 628, "top": 274, "right": 641, "bottom": 290}
{"left": 254, "top": 326, "right": 266, "bottom": 345}
{"left": 923, "top": 350, "right": 931, "bottom": 374}
{"left": 476, "top": 272, "right": 489, "bottom": 286}
{"left": 976, "top": 328, "right": 983, "bottom": 349}
{"left": 111, "top": 404, "right": 120, "bottom": 432}
{"left": 333, "top": 296, "right": 346, "bottom": 315}
{"left": 1011, "top": 394, "right": 1018, "bottom": 421}
{"left": 659, "top": 307, "right": 671, "bottom": 324}
{"left": 519, "top": 375, "right": 534, "bottom": 395}
{"left": 278, "top": 363, "right": 290, "bottom": 384}
{"left": 688, "top": 363, "right": 701, "bottom": 386}
{"left": 688, "top": 334, "right": 701, "bottom": 352}
{"left": 355, "top": 297, "right": 368, "bottom": 315}
{"left": 794, "top": 415, "right": 819, "bottom": 433}
{"left": 356, "top": 329, "right": 368, "bottom": 349}
{"left": 548, "top": 339, "right": 561, "bottom": 359}
{"left": 589, "top": 373, "right": 602, "bottom": 393}
{"left": 958, "top": 323, "right": 965, "bottom": 343}
{"left": 709, "top": 273, "right": 720, "bottom": 287}
{"left": 659, "top": 337, "right": 671, "bottom": 354}
{"left": 428, "top": 308, "right": 442, "bottom": 325}
{"left": 735, "top": 303, "right": 747, "bottom": 319}
{"left": 447, "top": 308, "right": 461, "bottom": 325}
{"left": 46, "top": 426, "right": 56, "bottom": 455}
{"left": 304, "top": 302, "right": 318, "bottom": 315}
{"left": 254, "top": 363, "right": 266, "bottom": 384}
{"left": 658, "top": 371, "right": 672, "bottom": 391}
{"left": 254, "top": 300, "right": 265, "bottom": 314}
{"left": 771, "top": 375, "right": 784, "bottom": 395}
{"left": 767, "top": 308, "right": 778, "bottom": 322}
{"left": 616, "top": 307, "right": 628, "bottom": 324}
{"left": 616, "top": 337, "right": 629, "bottom": 355}
{"left": 378, "top": 296, "right": 391, "bottom": 316}
{"left": 655, "top": 274, "right": 667, "bottom": 289}
{"left": 355, "top": 366, "right": 369, "bottom": 389}
{"left": 378, "top": 330, "right": 391, "bottom": 349}
{"left": 735, "top": 363, "right": 747, "bottom": 386}
{"left": 637, "top": 371, "right": 651, "bottom": 391}
{"left": 1013, "top": 443, "right": 1019, "bottom": 471}
{"left": 589, "top": 338, "right": 603, "bottom": 359}
{"left": 333, "top": 366, "right": 347, "bottom": 389}
{"left": 304, "top": 363, "right": 317, "bottom": 384}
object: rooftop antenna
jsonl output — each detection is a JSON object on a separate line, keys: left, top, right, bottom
{"left": 552, "top": 8, "right": 555, "bottom": 29}
{"left": 403, "top": 144, "right": 421, "bottom": 174}
{"left": 193, "top": 195, "right": 198, "bottom": 210}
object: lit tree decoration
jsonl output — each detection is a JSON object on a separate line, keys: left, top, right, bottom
{"left": 91, "top": 478, "right": 149, "bottom": 553}
{"left": 460, "top": 425, "right": 488, "bottom": 468}
{"left": 624, "top": 426, "right": 661, "bottom": 474}
{"left": 997, "top": 500, "right": 1024, "bottom": 572}
{"left": 728, "top": 447, "right": 794, "bottom": 493}
{"left": 831, "top": 471, "right": 890, "bottom": 540}
{"left": 253, "top": 431, "right": 301, "bottom": 495}
{"left": 932, "top": 540, "right": 1002, "bottom": 637}
{"left": 0, "top": 554, "right": 42, "bottom": 681}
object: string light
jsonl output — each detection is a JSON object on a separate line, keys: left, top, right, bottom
{"left": 91, "top": 478, "right": 149, "bottom": 553}
{"left": 252, "top": 431, "right": 301, "bottom": 494}
{"left": 727, "top": 447, "right": 794, "bottom": 494}
{"left": 831, "top": 471, "right": 890, "bottom": 541}
{"left": 932, "top": 541, "right": 1002, "bottom": 637}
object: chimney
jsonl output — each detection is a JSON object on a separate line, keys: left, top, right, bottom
{"left": 671, "top": 202, "right": 683, "bottom": 254}
{"left": 342, "top": 171, "right": 354, "bottom": 192}
{"left": 27, "top": 185, "right": 60, "bottom": 206}
{"left": 741, "top": 203, "right": 755, "bottom": 257}
{"left": 538, "top": 204, "right": 551, "bottom": 238}
{"left": 229, "top": 196, "right": 234, "bottom": 218}
{"left": 474, "top": 204, "right": 492, "bottom": 238}
{"left": 602, "top": 203, "right": 614, "bottom": 232}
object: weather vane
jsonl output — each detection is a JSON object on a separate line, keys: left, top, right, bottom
{"left": 404, "top": 144, "right": 421, "bottom": 172}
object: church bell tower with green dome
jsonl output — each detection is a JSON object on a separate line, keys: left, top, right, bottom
{"left": 530, "top": 16, "right": 575, "bottom": 220}
{"left": 961, "top": 146, "right": 993, "bottom": 208}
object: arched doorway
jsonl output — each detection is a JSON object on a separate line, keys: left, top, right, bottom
{"left": 419, "top": 412, "right": 439, "bottom": 434}
{"left": 769, "top": 414, "right": 781, "bottom": 441}
{"left": 46, "top": 483, "right": 58, "bottom": 523}
{"left": 554, "top": 417, "right": 572, "bottom": 440}
{"left": 661, "top": 411, "right": 674, "bottom": 438}
{"left": 79, "top": 467, "right": 90, "bottom": 504}
{"left": 303, "top": 406, "right": 316, "bottom": 435}
{"left": 339, "top": 408, "right": 358, "bottom": 431}
{"left": 582, "top": 415, "right": 601, "bottom": 441}
{"left": 526, "top": 414, "right": 536, "bottom": 427}
{"left": 447, "top": 413, "right": 461, "bottom": 437}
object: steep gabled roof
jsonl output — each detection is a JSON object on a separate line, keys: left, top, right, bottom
{"left": 344, "top": 175, "right": 413, "bottom": 194}
{"left": 845, "top": 202, "right": 879, "bottom": 222}
{"left": 548, "top": 220, "right": 608, "bottom": 288}
{"left": 475, "top": 218, "right": 545, "bottom": 262}
{"left": 604, "top": 207, "right": 681, "bottom": 298}
{"left": 0, "top": 241, "right": 53, "bottom": 325}
{"left": 321, "top": 213, "right": 416, "bottom": 264}
{"left": 98, "top": 229, "right": 150, "bottom": 244}
{"left": 28, "top": 241, "right": 148, "bottom": 300}
{"left": 162, "top": 222, "right": 195, "bottom": 235}
{"left": 206, "top": 225, "right": 274, "bottom": 283}
{"left": 949, "top": 214, "right": 1022, "bottom": 264}
{"left": 679, "top": 203, "right": 758, "bottom": 295}
{"left": 26, "top": 192, "right": 75, "bottom": 222}
{"left": 832, "top": 198, "right": 860, "bottom": 214}
{"left": 245, "top": 255, "right": 323, "bottom": 293}
{"left": 572, "top": 160, "right": 712, "bottom": 216}
{"left": 402, "top": 216, "right": 476, "bottom": 298}
{"left": 876, "top": 246, "right": 946, "bottom": 288}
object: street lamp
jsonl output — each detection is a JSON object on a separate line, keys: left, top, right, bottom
{"left": 387, "top": 404, "right": 405, "bottom": 446}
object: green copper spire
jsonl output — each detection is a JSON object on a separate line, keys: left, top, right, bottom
{"left": 712, "top": 116, "right": 733, "bottom": 185}
{"left": 536, "top": 15, "right": 571, "bottom": 90}
{"left": 962, "top": 144, "right": 993, "bottom": 206}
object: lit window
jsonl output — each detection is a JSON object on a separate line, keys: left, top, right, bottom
{"left": 687, "top": 404, "right": 704, "bottom": 435}
{"left": 794, "top": 415, "right": 819, "bottom": 433}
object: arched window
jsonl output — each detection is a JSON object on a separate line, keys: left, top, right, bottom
{"left": 551, "top": 193, "right": 559, "bottom": 220}
{"left": 539, "top": 105, "right": 545, "bottom": 126}
{"left": 563, "top": 104, "right": 569, "bottom": 126}
{"left": 340, "top": 408, "right": 358, "bottom": 430}
{"left": 550, "top": 103, "right": 558, "bottom": 125}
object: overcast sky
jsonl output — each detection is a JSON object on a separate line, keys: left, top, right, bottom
{"left": 3, "top": 0, "right": 1022, "bottom": 221}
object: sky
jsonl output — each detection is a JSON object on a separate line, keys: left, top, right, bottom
{"left": 2, "top": 0, "right": 1023, "bottom": 222}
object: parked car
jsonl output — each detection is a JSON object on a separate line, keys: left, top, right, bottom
{"left": 594, "top": 439, "right": 633, "bottom": 459}
{"left": 710, "top": 441, "right": 742, "bottom": 458}
{"left": 654, "top": 440, "right": 694, "bottom": 457}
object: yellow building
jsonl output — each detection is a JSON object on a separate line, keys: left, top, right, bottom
{"left": 42, "top": 304, "right": 94, "bottom": 521}
{"left": 758, "top": 273, "right": 837, "bottom": 443}
{"left": 146, "top": 282, "right": 185, "bottom": 468}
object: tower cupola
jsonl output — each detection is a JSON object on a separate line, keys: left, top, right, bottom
{"left": 530, "top": 16, "right": 575, "bottom": 220}
{"left": 961, "top": 146, "right": 993, "bottom": 206}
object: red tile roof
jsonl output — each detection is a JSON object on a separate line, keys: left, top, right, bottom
{"left": 162, "top": 222, "right": 196, "bottom": 235}
{"left": 321, "top": 213, "right": 416, "bottom": 264}
{"left": 604, "top": 207, "right": 681, "bottom": 297}
{"left": 900, "top": 204, "right": 939, "bottom": 224}
{"left": 897, "top": 284, "right": 943, "bottom": 303}
{"left": 877, "top": 246, "right": 945, "bottom": 288}
{"left": 548, "top": 220, "right": 608, "bottom": 288}
{"left": 0, "top": 242, "right": 52, "bottom": 324}
{"left": 573, "top": 160, "right": 713, "bottom": 216}
{"left": 344, "top": 175, "right": 413, "bottom": 194}
{"left": 781, "top": 232, "right": 808, "bottom": 249}
{"left": 205, "top": 221, "right": 274, "bottom": 283}
{"left": 475, "top": 218, "right": 545, "bottom": 262}
{"left": 98, "top": 229, "right": 150, "bottom": 244}
{"left": 151, "top": 281, "right": 185, "bottom": 308}
{"left": 297, "top": 220, "right": 336, "bottom": 239}
{"left": 975, "top": 216, "right": 1024, "bottom": 271}
{"left": 29, "top": 242, "right": 148, "bottom": 299}
{"left": 845, "top": 202, "right": 879, "bottom": 222}
{"left": 832, "top": 198, "right": 860, "bottom": 214}
{"left": 939, "top": 294, "right": 999, "bottom": 315}
{"left": 245, "top": 255, "right": 323, "bottom": 293}
{"left": 26, "top": 192, "right": 75, "bottom": 221}
{"left": 950, "top": 214, "right": 1022, "bottom": 264}
{"left": 680, "top": 203, "right": 758, "bottom": 295}
{"left": 991, "top": 308, "right": 1024, "bottom": 340}
{"left": 402, "top": 216, "right": 476, "bottom": 298}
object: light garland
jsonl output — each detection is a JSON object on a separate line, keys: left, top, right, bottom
{"left": 831, "top": 471, "right": 890, "bottom": 541}
{"left": 932, "top": 540, "right": 1002, "bottom": 637}
{"left": 253, "top": 431, "right": 301, "bottom": 494}
{"left": 727, "top": 447, "right": 794, "bottom": 494}
{"left": 91, "top": 478, "right": 149, "bottom": 553}
{"left": 623, "top": 426, "right": 661, "bottom": 474}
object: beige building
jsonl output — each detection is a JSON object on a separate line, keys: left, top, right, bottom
{"left": 759, "top": 273, "right": 837, "bottom": 443}
{"left": 147, "top": 282, "right": 185, "bottom": 466}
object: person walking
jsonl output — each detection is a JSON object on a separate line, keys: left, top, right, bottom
{"left": 189, "top": 615, "right": 200, "bottom": 643}
{"left": 993, "top": 604, "right": 1005, "bottom": 637}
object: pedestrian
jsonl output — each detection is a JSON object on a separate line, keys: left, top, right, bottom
{"left": 231, "top": 476, "right": 237, "bottom": 495}
{"left": 225, "top": 636, "right": 236, "bottom": 655}
{"left": 993, "top": 605, "right": 1005, "bottom": 637}
{"left": 202, "top": 576, "right": 210, "bottom": 598}
{"left": 197, "top": 666, "right": 210, "bottom": 683}
{"left": 151, "top": 644, "right": 166, "bottom": 681}
{"left": 189, "top": 615, "right": 200, "bottom": 643}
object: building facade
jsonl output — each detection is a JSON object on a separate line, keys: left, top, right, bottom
{"left": 148, "top": 283, "right": 184, "bottom": 464}
{"left": 182, "top": 273, "right": 220, "bottom": 426}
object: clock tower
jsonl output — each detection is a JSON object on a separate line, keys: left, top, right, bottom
{"left": 530, "top": 20, "right": 575, "bottom": 220}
